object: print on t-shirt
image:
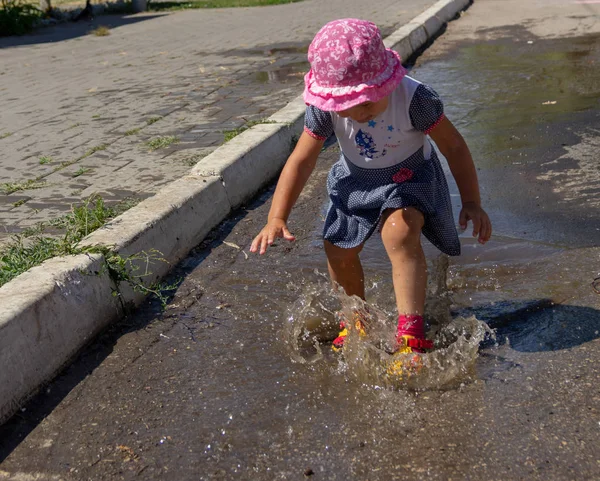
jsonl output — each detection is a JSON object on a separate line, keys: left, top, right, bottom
{"left": 355, "top": 129, "right": 387, "bottom": 159}
{"left": 355, "top": 119, "right": 403, "bottom": 160}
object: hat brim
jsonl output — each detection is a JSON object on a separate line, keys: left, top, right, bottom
{"left": 303, "top": 49, "right": 407, "bottom": 112}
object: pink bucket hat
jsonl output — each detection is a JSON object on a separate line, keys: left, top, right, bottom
{"left": 303, "top": 18, "right": 407, "bottom": 112}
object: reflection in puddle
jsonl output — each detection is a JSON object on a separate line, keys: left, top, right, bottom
{"left": 412, "top": 32, "right": 600, "bottom": 247}
{"left": 255, "top": 61, "right": 309, "bottom": 84}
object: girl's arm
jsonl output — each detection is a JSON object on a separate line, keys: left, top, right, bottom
{"left": 250, "top": 131, "right": 325, "bottom": 254}
{"left": 429, "top": 117, "right": 492, "bottom": 244}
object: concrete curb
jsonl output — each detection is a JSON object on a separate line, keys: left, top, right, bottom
{"left": 0, "top": 0, "right": 471, "bottom": 424}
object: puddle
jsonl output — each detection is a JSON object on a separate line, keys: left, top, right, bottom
{"left": 411, "top": 32, "right": 600, "bottom": 247}
{"left": 194, "top": 43, "right": 310, "bottom": 59}
{"left": 263, "top": 45, "right": 309, "bottom": 56}
{"left": 416, "top": 31, "right": 600, "bottom": 138}
{"left": 254, "top": 61, "right": 309, "bottom": 84}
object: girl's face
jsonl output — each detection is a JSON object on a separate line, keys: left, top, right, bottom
{"left": 337, "top": 96, "right": 389, "bottom": 123}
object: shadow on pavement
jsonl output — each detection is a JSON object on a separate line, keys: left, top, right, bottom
{"left": 0, "top": 13, "right": 166, "bottom": 48}
{"left": 459, "top": 299, "right": 600, "bottom": 352}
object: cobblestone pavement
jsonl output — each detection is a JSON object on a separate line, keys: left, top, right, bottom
{"left": 0, "top": 0, "right": 439, "bottom": 244}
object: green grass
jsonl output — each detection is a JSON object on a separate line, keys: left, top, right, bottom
{"left": 48, "top": 196, "right": 120, "bottom": 237}
{"left": 4, "top": 0, "right": 300, "bottom": 39}
{"left": 79, "top": 143, "right": 108, "bottom": 160}
{"left": 20, "top": 222, "right": 45, "bottom": 237}
{"left": 125, "top": 127, "right": 141, "bottom": 136}
{"left": 92, "top": 114, "right": 101, "bottom": 119}
{"left": 39, "top": 156, "right": 52, "bottom": 165}
{"left": 114, "top": 197, "right": 141, "bottom": 213}
{"left": 179, "top": 153, "right": 207, "bottom": 166}
{"left": 1, "top": 179, "right": 46, "bottom": 194}
{"left": 0, "top": 132, "right": 12, "bottom": 139}
{"left": 0, "top": 196, "right": 138, "bottom": 287}
{"left": 0, "top": 1, "right": 42, "bottom": 37}
{"left": 148, "top": 0, "right": 301, "bottom": 12}
{"left": 222, "top": 119, "right": 277, "bottom": 143}
{"left": 12, "top": 199, "right": 27, "bottom": 208}
{"left": 72, "top": 167, "right": 91, "bottom": 177}
{"left": 0, "top": 196, "right": 116, "bottom": 287}
{"left": 0, "top": 236, "right": 64, "bottom": 286}
{"left": 0, "top": 195, "right": 176, "bottom": 306}
{"left": 223, "top": 128, "right": 244, "bottom": 143}
{"left": 145, "top": 136, "right": 179, "bottom": 151}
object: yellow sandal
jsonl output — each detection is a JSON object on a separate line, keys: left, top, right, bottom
{"left": 332, "top": 311, "right": 367, "bottom": 352}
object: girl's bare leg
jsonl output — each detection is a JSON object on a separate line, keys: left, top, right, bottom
{"left": 380, "top": 208, "right": 426, "bottom": 315}
{"left": 323, "top": 240, "right": 365, "bottom": 299}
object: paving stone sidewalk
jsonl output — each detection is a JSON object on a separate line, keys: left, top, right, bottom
{"left": 0, "top": 0, "right": 438, "bottom": 245}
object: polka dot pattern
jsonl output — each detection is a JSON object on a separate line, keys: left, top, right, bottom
{"left": 305, "top": 105, "right": 334, "bottom": 140}
{"left": 323, "top": 150, "right": 461, "bottom": 256}
{"left": 409, "top": 84, "right": 444, "bottom": 133}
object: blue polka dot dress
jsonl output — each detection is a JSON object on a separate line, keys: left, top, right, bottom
{"left": 304, "top": 76, "right": 461, "bottom": 256}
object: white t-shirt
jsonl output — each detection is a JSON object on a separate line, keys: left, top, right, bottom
{"left": 304, "top": 75, "right": 445, "bottom": 169}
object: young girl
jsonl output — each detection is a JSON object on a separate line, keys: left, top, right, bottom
{"left": 250, "top": 18, "right": 492, "bottom": 356}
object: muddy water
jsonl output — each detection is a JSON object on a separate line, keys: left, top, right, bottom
{"left": 414, "top": 31, "right": 600, "bottom": 247}
{"left": 1, "top": 32, "right": 600, "bottom": 481}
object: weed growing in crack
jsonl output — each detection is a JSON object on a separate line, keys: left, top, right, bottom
{"left": 1, "top": 179, "right": 46, "bottom": 195}
{"left": 100, "top": 249, "right": 179, "bottom": 307}
{"left": 179, "top": 153, "right": 208, "bottom": 166}
{"left": 146, "top": 136, "right": 179, "bottom": 151}
{"left": 48, "top": 195, "right": 127, "bottom": 239}
{"left": 74, "top": 144, "right": 108, "bottom": 163}
{"left": 146, "top": 116, "right": 162, "bottom": 125}
{"left": 222, "top": 119, "right": 277, "bottom": 143}
{"left": 73, "top": 167, "right": 91, "bottom": 177}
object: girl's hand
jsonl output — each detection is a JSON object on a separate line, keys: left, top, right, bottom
{"left": 250, "top": 218, "right": 295, "bottom": 255}
{"left": 459, "top": 202, "right": 492, "bottom": 244}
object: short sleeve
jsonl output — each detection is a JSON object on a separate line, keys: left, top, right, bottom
{"left": 409, "top": 84, "right": 445, "bottom": 134}
{"left": 304, "top": 105, "right": 334, "bottom": 140}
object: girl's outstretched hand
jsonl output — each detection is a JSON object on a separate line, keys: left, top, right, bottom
{"left": 459, "top": 202, "right": 492, "bottom": 244}
{"left": 250, "top": 218, "right": 296, "bottom": 255}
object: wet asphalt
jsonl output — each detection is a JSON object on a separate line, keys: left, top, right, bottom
{"left": 1, "top": 1, "right": 600, "bottom": 480}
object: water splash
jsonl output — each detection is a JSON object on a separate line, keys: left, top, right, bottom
{"left": 282, "top": 274, "right": 342, "bottom": 365}
{"left": 282, "top": 256, "right": 495, "bottom": 390}
{"left": 342, "top": 315, "right": 494, "bottom": 391}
